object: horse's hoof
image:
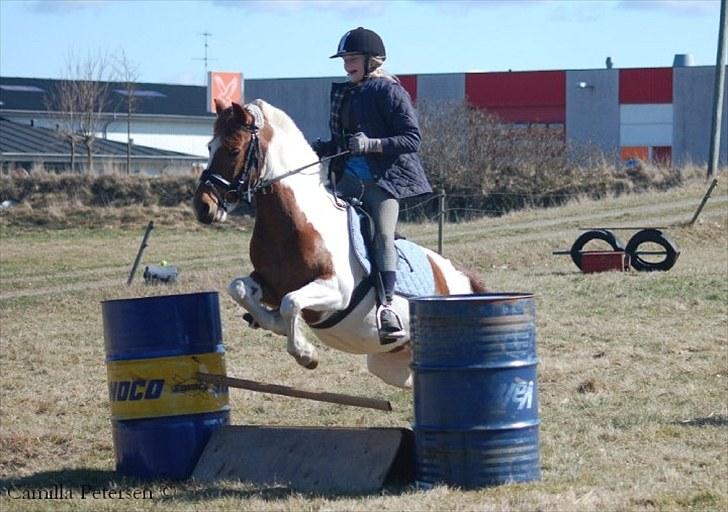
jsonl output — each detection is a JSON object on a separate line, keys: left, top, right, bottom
{"left": 228, "top": 279, "right": 247, "bottom": 301}
{"left": 294, "top": 353, "right": 319, "bottom": 370}
{"left": 242, "top": 313, "right": 260, "bottom": 329}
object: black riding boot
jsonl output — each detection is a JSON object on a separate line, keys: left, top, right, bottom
{"left": 377, "top": 271, "right": 405, "bottom": 343}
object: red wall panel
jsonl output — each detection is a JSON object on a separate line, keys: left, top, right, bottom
{"left": 465, "top": 71, "right": 565, "bottom": 123}
{"left": 398, "top": 75, "right": 417, "bottom": 103}
{"left": 619, "top": 68, "right": 673, "bottom": 104}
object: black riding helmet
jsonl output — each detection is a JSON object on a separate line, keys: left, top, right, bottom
{"left": 330, "top": 27, "right": 386, "bottom": 59}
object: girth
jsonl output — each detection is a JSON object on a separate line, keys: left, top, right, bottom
{"left": 308, "top": 274, "right": 374, "bottom": 330}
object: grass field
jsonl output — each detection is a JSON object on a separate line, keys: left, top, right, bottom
{"left": 0, "top": 178, "right": 726, "bottom": 511}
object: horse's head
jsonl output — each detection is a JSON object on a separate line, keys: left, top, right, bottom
{"left": 192, "top": 99, "right": 270, "bottom": 224}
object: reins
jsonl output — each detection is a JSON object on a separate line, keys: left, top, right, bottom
{"left": 251, "top": 149, "right": 351, "bottom": 195}
{"left": 201, "top": 134, "right": 349, "bottom": 210}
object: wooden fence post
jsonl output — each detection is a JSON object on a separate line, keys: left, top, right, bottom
{"left": 438, "top": 189, "right": 446, "bottom": 255}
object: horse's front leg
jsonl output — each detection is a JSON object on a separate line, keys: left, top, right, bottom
{"left": 228, "top": 276, "right": 287, "bottom": 336}
{"left": 279, "top": 278, "right": 347, "bottom": 370}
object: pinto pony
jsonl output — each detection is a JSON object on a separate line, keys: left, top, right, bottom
{"left": 193, "top": 99, "right": 484, "bottom": 388}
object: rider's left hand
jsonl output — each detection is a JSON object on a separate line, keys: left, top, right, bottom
{"left": 348, "top": 132, "right": 383, "bottom": 154}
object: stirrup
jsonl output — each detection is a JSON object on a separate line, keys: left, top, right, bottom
{"left": 376, "top": 304, "right": 406, "bottom": 344}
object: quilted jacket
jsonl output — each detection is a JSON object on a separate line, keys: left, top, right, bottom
{"left": 323, "top": 77, "right": 432, "bottom": 200}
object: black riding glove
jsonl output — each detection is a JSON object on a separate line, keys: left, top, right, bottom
{"left": 311, "top": 138, "right": 336, "bottom": 158}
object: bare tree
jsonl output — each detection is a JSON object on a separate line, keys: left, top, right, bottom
{"left": 45, "top": 51, "right": 113, "bottom": 173}
{"left": 45, "top": 79, "right": 81, "bottom": 172}
{"left": 113, "top": 50, "right": 140, "bottom": 174}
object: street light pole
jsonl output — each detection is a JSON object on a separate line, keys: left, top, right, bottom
{"left": 708, "top": 0, "right": 727, "bottom": 178}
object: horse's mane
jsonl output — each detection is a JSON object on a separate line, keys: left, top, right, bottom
{"left": 213, "top": 99, "right": 305, "bottom": 144}
{"left": 251, "top": 99, "right": 326, "bottom": 183}
{"left": 251, "top": 99, "right": 309, "bottom": 147}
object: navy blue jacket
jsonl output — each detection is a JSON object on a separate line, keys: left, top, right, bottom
{"left": 326, "top": 78, "right": 432, "bottom": 200}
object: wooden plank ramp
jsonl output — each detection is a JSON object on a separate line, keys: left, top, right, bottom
{"left": 192, "top": 425, "right": 414, "bottom": 494}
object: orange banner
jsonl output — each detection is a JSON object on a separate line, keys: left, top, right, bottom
{"left": 207, "top": 71, "right": 243, "bottom": 112}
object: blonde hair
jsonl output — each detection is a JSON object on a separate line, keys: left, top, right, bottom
{"left": 367, "top": 56, "right": 399, "bottom": 83}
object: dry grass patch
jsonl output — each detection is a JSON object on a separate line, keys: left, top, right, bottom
{"left": 0, "top": 177, "right": 726, "bottom": 511}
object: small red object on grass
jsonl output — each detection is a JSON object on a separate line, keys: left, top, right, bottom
{"left": 580, "top": 251, "right": 629, "bottom": 273}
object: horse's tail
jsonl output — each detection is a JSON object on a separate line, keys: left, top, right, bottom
{"left": 463, "top": 268, "right": 488, "bottom": 293}
{"left": 424, "top": 249, "right": 487, "bottom": 295}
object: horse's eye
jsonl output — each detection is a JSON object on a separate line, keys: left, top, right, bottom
{"left": 230, "top": 148, "right": 241, "bottom": 156}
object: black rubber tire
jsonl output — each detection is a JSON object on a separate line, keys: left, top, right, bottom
{"left": 570, "top": 229, "right": 625, "bottom": 270}
{"left": 625, "top": 229, "right": 680, "bottom": 271}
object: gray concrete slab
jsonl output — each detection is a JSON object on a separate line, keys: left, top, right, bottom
{"left": 673, "top": 66, "right": 728, "bottom": 166}
{"left": 565, "top": 69, "right": 619, "bottom": 156}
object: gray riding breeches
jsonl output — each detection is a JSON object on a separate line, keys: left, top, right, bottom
{"left": 336, "top": 170, "right": 399, "bottom": 273}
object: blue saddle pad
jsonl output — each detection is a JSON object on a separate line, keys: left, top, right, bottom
{"left": 347, "top": 206, "right": 435, "bottom": 298}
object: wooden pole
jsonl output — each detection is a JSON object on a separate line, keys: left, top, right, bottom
{"left": 127, "top": 221, "right": 154, "bottom": 285}
{"left": 198, "top": 372, "right": 392, "bottom": 412}
{"left": 685, "top": 177, "right": 720, "bottom": 227}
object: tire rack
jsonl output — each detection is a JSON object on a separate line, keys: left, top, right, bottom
{"left": 553, "top": 227, "right": 681, "bottom": 272}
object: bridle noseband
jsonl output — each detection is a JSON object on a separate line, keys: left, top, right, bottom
{"left": 199, "top": 104, "right": 265, "bottom": 211}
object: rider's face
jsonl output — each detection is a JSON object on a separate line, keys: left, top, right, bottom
{"left": 343, "top": 54, "right": 366, "bottom": 83}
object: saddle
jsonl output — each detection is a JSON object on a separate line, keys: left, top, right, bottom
{"left": 347, "top": 204, "right": 435, "bottom": 298}
{"left": 310, "top": 202, "right": 435, "bottom": 331}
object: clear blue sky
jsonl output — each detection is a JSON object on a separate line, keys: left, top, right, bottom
{"left": 0, "top": 0, "right": 722, "bottom": 85}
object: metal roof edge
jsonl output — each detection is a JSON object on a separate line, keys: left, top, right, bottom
{"left": 2, "top": 66, "right": 721, "bottom": 86}
{"left": 1, "top": 152, "right": 205, "bottom": 160}
{"left": 0, "top": 109, "right": 215, "bottom": 122}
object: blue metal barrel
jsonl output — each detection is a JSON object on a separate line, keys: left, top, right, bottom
{"left": 101, "top": 292, "right": 230, "bottom": 480}
{"left": 410, "top": 293, "right": 540, "bottom": 488}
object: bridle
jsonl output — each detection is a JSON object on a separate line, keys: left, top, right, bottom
{"left": 199, "top": 103, "right": 349, "bottom": 212}
{"left": 198, "top": 104, "right": 264, "bottom": 212}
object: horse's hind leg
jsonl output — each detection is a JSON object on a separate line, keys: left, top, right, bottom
{"left": 367, "top": 345, "right": 413, "bottom": 389}
{"left": 280, "top": 278, "right": 347, "bottom": 370}
{"left": 228, "top": 277, "right": 287, "bottom": 336}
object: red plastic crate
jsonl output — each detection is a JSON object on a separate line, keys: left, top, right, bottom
{"left": 580, "top": 251, "right": 629, "bottom": 273}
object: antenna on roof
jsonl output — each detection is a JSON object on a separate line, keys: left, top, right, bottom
{"left": 194, "top": 31, "right": 217, "bottom": 80}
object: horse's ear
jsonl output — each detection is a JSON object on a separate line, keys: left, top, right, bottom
{"left": 231, "top": 102, "right": 252, "bottom": 126}
{"left": 214, "top": 98, "right": 228, "bottom": 116}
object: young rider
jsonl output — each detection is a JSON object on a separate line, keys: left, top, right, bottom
{"left": 313, "top": 27, "right": 432, "bottom": 343}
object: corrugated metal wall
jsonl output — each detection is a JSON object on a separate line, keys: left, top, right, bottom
{"left": 619, "top": 68, "right": 673, "bottom": 104}
{"left": 232, "top": 66, "right": 719, "bottom": 166}
{"left": 673, "top": 66, "right": 728, "bottom": 166}
{"left": 465, "top": 71, "right": 566, "bottom": 123}
{"left": 245, "top": 77, "right": 334, "bottom": 142}
{"left": 398, "top": 75, "right": 418, "bottom": 103}
{"left": 3, "top": 65, "right": 720, "bottom": 166}
{"left": 618, "top": 68, "right": 674, "bottom": 163}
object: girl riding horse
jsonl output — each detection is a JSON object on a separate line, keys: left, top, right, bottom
{"left": 313, "top": 27, "right": 432, "bottom": 343}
